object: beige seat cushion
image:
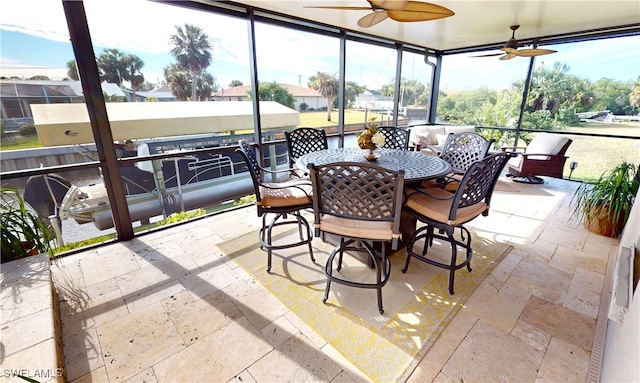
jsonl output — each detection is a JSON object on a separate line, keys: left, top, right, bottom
{"left": 318, "top": 215, "right": 396, "bottom": 241}
{"left": 413, "top": 125, "right": 446, "bottom": 146}
{"left": 524, "top": 133, "right": 570, "bottom": 159}
{"left": 444, "top": 125, "right": 476, "bottom": 135}
{"left": 405, "top": 187, "right": 487, "bottom": 225}
{"left": 258, "top": 180, "right": 312, "bottom": 207}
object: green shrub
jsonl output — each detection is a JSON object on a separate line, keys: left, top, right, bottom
{"left": 521, "top": 110, "right": 557, "bottom": 130}
{"left": 52, "top": 234, "right": 115, "bottom": 255}
{"left": 155, "top": 209, "right": 206, "bottom": 226}
{"left": 554, "top": 108, "right": 580, "bottom": 126}
{"left": 1, "top": 188, "right": 54, "bottom": 263}
{"left": 234, "top": 195, "right": 256, "bottom": 206}
{"left": 18, "top": 123, "right": 37, "bottom": 136}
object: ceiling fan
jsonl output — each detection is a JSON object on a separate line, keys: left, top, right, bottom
{"left": 475, "top": 25, "right": 557, "bottom": 60}
{"left": 304, "top": 0, "right": 454, "bottom": 28}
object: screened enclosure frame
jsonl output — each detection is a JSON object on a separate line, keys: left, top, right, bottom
{"left": 1, "top": 0, "right": 638, "bottom": 246}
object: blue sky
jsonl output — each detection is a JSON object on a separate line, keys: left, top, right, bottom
{"left": 1, "top": 0, "right": 638, "bottom": 91}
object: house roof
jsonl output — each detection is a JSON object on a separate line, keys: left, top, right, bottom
{"left": 214, "top": 83, "right": 322, "bottom": 97}
{"left": 0, "top": 79, "right": 125, "bottom": 98}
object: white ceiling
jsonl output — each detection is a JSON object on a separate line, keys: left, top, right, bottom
{"left": 225, "top": 1, "right": 640, "bottom": 52}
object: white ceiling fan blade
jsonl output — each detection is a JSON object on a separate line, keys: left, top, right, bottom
{"left": 369, "top": 0, "right": 408, "bottom": 11}
{"left": 358, "top": 11, "right": 389, "bottom": 27}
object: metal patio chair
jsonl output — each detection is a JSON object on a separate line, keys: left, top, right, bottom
{"left": 236, "top": 139, "right": 315, "bottom": 273}
{"left": 403, "top": 152, "right": 510, "bottom": 295}
{"left": 503, "top": 132, "right": 573, "bottom": 184}
{"left": 284, "top": 127, "right": 328, "bottom": 178}
{"left": 377, "top": 126, "right": 411, "bottom": 150}
{"left": 307, "top": 161, "right": 405, "bottom": 314}
{"left": 422, "top": 132, "right": 494, "bottom": 191}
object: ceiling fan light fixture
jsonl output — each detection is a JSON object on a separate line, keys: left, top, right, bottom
{"left": 501, "top": 37, "right": 519, "bottom": 52}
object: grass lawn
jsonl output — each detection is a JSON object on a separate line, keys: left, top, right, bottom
{"left": 554, "top": 121, "right": 640, "bottom": 181}
{"left": 299, "top": 109, "right": 371, "bottom": 128}
{"left": 0, "top": 135, "right": 43, "bottom": 151}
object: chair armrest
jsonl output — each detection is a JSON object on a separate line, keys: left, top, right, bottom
{"left": 501, "top": 145, "right": 526, "bottom": 153}
{"left": 260, "top": 165, "right": 299, "bottom": 174}
{"left": 519, "top": 152, "right": 569, "bottom": 159}
{"left": 406, "top": 187, "right": 454, "bottom": 201}
{"left": 261, "top": 178, "right": 311, "bottom": 187}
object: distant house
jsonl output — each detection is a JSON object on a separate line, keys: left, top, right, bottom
{"left": 0, "top": 79, "right": 125, "bottom": 130}
{"left": 212, "top": 83, "right": 327, "bottom": 111}
{"left": 124, "top": 86, "right": 177, "bottom": 102}
{"left": 354, "top": 89, "right": 394, "bottom": 111}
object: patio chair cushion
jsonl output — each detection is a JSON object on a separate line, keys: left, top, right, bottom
{"left": 405, "top": 187, "right": 488, "bottom": 225}
{"left": 507, "top": 133, "right": 571, "bottom": 170}
{"left": 525, "top": 133, "right": 570, "bottom": 157}
{"left": 257, "top": 180, "right": 312, "bottom": 207}
{"left": 317, "top": 215, "right": 396, "bottom": 241}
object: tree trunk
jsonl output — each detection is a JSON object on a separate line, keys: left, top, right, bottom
{"left": 191, "top": 68, "right": 198, "bottom": 101}
{"left": 326, "top": 98, "right": 332, "bottom": 121}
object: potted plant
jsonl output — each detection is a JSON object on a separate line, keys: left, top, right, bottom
{"left": 1, "top": 187, "right": 54, "bottom": 263}
{"left": 570, "top": 162, "right": 639, "bottom": 238}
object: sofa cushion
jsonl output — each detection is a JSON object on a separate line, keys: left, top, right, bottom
{"left": 436, "top": 134, "right": 449, "bottom": 147}
{"left": 444, "top": 125, "right": 476, "bottom": 135}
{"left": 413, "top": 125, "right": 446, "bottom": 146}
{"left": 411, "top": 125, "right": 477, "bottom": 147}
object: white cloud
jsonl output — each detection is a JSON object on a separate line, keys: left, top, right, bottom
{"left": 0, "top": 58, "right": 67, "bottom": 79}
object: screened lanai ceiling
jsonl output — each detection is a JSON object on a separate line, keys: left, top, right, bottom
{"left": 221, "top": 1, "right": 640, "bottom": 53}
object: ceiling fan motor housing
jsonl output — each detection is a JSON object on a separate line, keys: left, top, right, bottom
{"left": 502, "top": 37, "right": 519, "bottom": 52}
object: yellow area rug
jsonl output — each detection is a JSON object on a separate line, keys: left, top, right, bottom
{"left": 219, "top": 228, "right": 512, "bottom": 382}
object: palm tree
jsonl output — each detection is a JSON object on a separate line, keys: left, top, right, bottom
{"left": 169, "top": 24, "right": 212, "bottom": 101}
{"left": 164, "top": 63, "right": 191, "bottom": 101}
{"left": 164, "top": 64, "right": 215, "bottom": 101}
{"left": 122, "top": 54, "right": 145, "bottom": 100}
{"left": 96, "top": 48, "right": 127, "bottom": 85}
{"left": 630, "top": 80, "right": 640, "bottom": 113}
{"left": 66, "top": 60, "right": 79, "bottom": 81}
{"left": 526, "top": 62, "right": 575, "bottom": 118}
{"left": 309, "top": 72, "right": 339, "bottom": 121}
{"left": 196, "top": 71, "right": 215, "bottom": 101}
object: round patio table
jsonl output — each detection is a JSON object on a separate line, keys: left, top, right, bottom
{"left": 296, "top": 147, "right": 451, "bottom": 183}
{"left": 297, "top": 147, "right": 451, "bottom": 256}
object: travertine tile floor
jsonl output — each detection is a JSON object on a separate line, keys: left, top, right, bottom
{"left": 50, "top": 175, "right": 618, "bottom": 382}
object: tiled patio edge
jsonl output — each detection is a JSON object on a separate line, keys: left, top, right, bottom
{"left": 0, "top": 254, "right": 65, "bottom": 383}
{"left": 586, "top": 243, "right": 617, "bottom": 383}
